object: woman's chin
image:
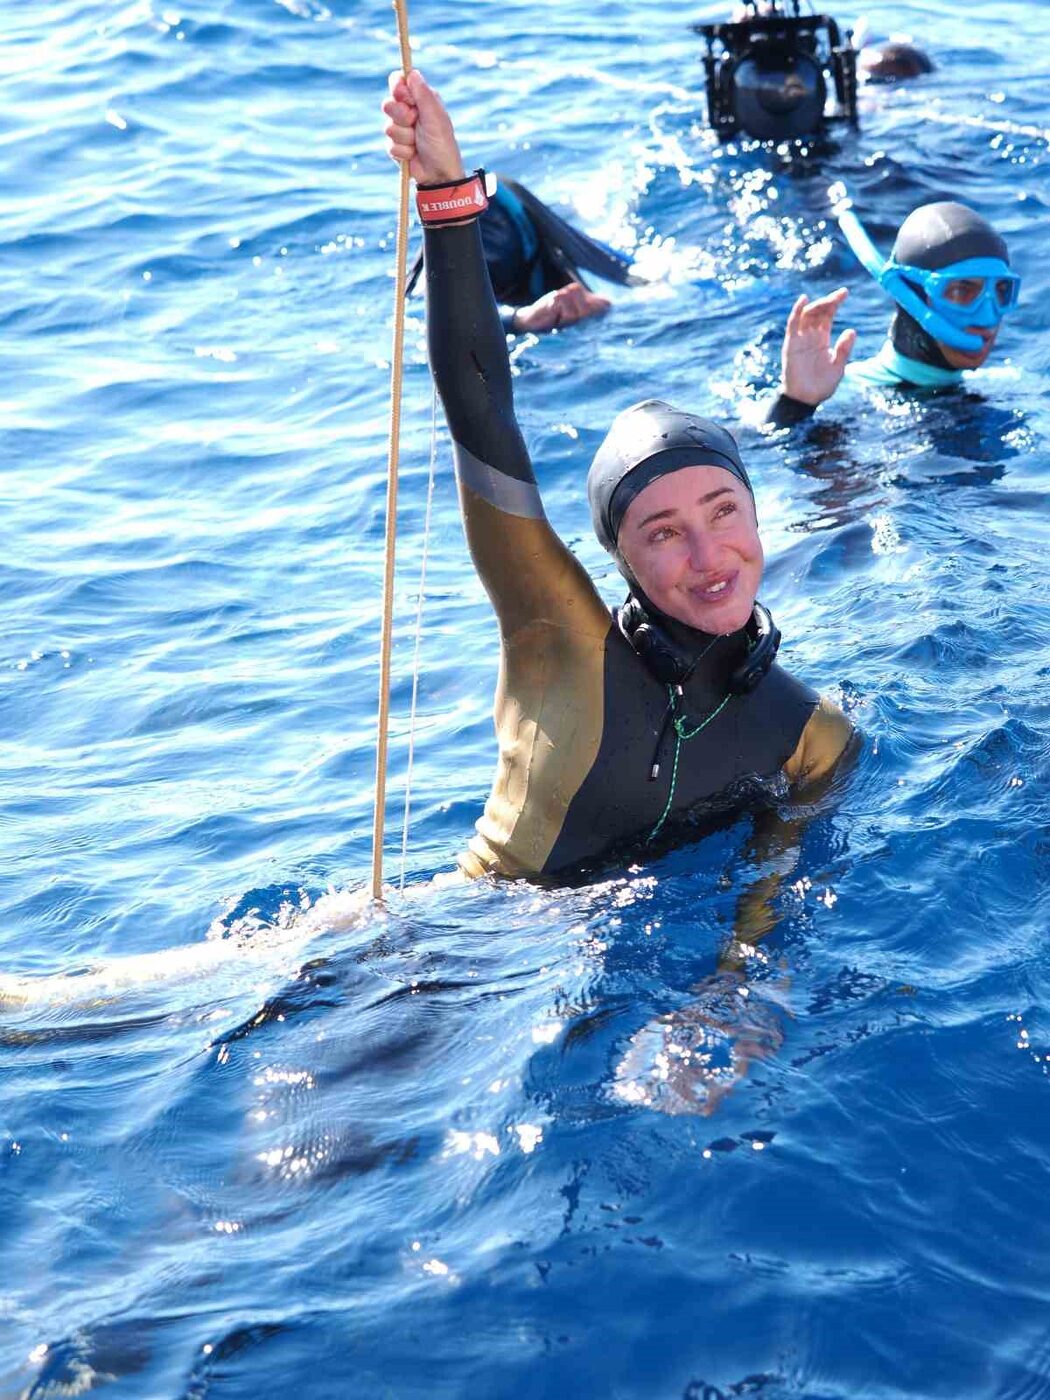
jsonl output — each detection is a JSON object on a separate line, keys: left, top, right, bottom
{"left": 708, "top": 607, "right": 754, "bottom": 636}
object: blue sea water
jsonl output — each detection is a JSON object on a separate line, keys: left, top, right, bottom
{"left": 1, "top": 0, "right": 1048, "bottom": 1395}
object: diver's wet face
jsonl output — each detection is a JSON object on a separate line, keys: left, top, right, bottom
{"left": 618, "top": 465, "right": 763, "bottom": 635}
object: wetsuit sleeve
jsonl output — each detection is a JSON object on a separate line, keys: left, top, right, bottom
{"left": 783, "top": 695, "right": 855, "bottom": 786}
{"left": 498, "top": 305, "right": 519, "bottom": 335}
{"left": 764, "top": 391, "right": 818, "bottom": 428}
{"left": 424, "top": 220, "right": 609, "bottom": 640}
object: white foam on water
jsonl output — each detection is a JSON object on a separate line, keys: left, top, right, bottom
{"left": 0, "top": 886, "right": 376, "bottom": 1011}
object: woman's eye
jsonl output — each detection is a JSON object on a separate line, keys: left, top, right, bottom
{"left": 648, "top": 527, "right": 675, "bottom": 544}
{"left": 714, "top": 501, "right": 737, "bottom": 520}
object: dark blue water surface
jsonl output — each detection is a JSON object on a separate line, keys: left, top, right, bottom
{"left": 2, "top": 1, "right": 1048, "bottom": 1396}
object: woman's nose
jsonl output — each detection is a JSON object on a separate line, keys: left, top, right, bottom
{"left": 686, "top": 529, "right": 719, "bottom": 574}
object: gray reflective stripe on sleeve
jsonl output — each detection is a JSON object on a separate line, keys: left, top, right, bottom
{"left": 452, "top": 441, "right": 545, "bottom": 519}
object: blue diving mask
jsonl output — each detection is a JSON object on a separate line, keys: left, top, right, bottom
{"left": 833, "top": 199, "right": 1020, "bottom": 353}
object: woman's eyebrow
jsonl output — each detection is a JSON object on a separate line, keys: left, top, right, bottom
{"left": 636, "top": 486, "right": 734, "bottom": 530}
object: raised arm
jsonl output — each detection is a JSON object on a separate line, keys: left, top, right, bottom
{"left": 765, "top": 287, "right": 857, "bottom": 428}
{"left": 383, "top": 71, "right": 607, "bottom": 642}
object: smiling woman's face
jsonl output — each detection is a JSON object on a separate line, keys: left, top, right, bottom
{"left": 618, "top": 464, "right": 764, "bottom": 635}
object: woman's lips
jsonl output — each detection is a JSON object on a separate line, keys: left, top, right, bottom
{"left": 686, "top": 571, "right": 737, "bottom": 607}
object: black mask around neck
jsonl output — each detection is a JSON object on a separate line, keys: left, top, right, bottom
{"left": 617, "top": 594, "right": 781, "bottom": 694}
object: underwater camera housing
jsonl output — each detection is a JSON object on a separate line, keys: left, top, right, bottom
{"left": 693, "top": 0, "right": 858, "bottom": 142}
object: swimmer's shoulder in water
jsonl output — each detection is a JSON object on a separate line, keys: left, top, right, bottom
{"left": 0, "top": 888, "right": 374, "bottom": 1011}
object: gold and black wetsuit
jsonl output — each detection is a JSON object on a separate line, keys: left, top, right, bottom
{"left": 425, "top": 220, "right": 851, "bottom": 880}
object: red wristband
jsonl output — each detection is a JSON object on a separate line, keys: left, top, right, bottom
{"left": 416, "top": 170, "right": 491, "bottom": 226}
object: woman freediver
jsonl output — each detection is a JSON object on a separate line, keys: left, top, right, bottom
{"left": 383, "top": 68, "right": 854, "bottom": 880}
{"left": 382, "top": 68, "right": 860, "bottom": 1112}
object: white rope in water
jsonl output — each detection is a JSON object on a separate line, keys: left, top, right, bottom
{"left": 399, "top": 384, "right": 440, "bottom": 892}
{"left": 371, "top": 0, "right": 414, "bottom": 901}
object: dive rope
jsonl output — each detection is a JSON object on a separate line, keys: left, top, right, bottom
{"left": 372, "top": 0, "right": 414, "bottom": 901}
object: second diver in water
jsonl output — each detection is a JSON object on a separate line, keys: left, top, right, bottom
{"left": 765, "top": 200, "right": 1020, "bottom": 427}
{"left": 407, "top": 169, "right": 638, "bottom": 334}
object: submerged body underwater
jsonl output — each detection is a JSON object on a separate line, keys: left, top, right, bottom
{"left": 2, "top": 0, "right": 1049, "bottom": 1396}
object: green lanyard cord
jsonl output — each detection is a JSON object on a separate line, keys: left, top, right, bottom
{"left": 648, "top": 686, "right": 733, "bottom": 843}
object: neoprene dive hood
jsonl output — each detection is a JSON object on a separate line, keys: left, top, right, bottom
{"left": 587, "top": 399, "right": 753, "bottom": 556}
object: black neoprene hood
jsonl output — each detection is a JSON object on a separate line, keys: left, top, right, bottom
{"left": 588, "top": 399, "right": 753, "bottom": 554}
{"left": 891, "top": 201, "right": 1009, "bottom": 272}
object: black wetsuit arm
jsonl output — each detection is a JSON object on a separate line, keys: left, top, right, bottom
{"left": 425, "top": 220, "right": 535, "bottom": 488}
{"left": 764, "top": 391, "right": 818, "bottom": 428}
{"left": 424, "top": 220, "right": 609, "bottom": 640}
